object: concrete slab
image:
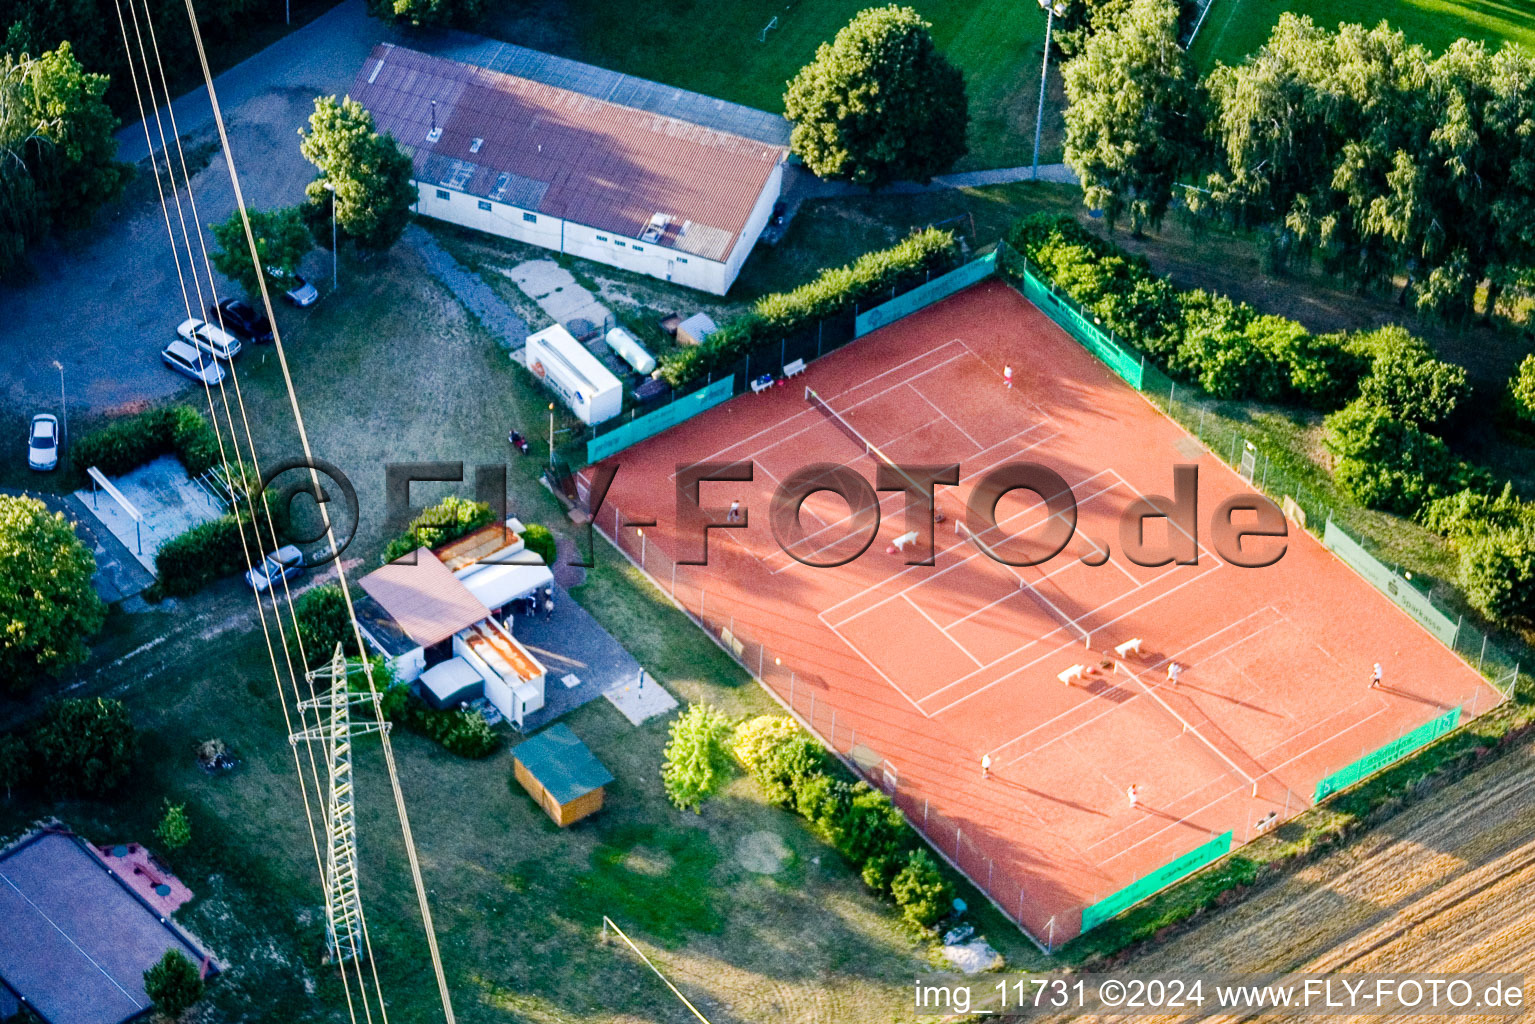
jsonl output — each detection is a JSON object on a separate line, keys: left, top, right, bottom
{"left": 71, "top": 456, "right": 226, "bottom": 573}
{"left": 503, "top": 261, "right": 612, "bottom": 332}
{"left": 604, "top": 670, "right": 678, "bottom": 725}
{"left": 503, "top": 581, "right": 676, "bottom": 731}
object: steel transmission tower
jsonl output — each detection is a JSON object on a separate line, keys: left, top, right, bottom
{"left": 292, "top": 642, "right": 388, "bottom": 962}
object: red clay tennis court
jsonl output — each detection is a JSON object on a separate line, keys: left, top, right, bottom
{"left": 592, "top": 280, "right": 1499, "bottom": 945}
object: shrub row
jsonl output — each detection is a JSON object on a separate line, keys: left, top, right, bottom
{"left": 154, "top": 499, "right": 292, "bottom": 598}
{"left": 730, "top": 714, "right": 952, "bottom": 928}
{"left": 74, "top": 404, "right": 222, "bottom": 477}
{"left": 397, "top": 696, "right": 501, "bottom": 758}
{"left": 658, "top": 228, "right": 960, "bottom": 388}
{"left": 381, "top": 496, "right": 498, "bottom": 564}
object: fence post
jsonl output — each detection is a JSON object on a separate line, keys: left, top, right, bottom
{"left": 758, "top": 645, "right": 765, "bottom": 676}
{"left": 830, "top": 709, "right": 837, "bottom": 747}
{"left": 789, "top": 672, "right": 795, "bottom": 709}
{"left": 1479, "top": 634, "right": 1487, "bottom": 673}
{"left": 670, "top": 563, "right": 676, "bottom": 595}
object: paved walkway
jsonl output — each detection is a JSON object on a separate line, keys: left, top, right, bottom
{"left": 406, "top": 224, "right": 530, "bottom": 349}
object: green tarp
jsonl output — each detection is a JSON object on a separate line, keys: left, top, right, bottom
{"left": 1313, "top": 706, "right": 1462, "bottom": 802}
{"left": 513, "top": 723, "right": 614, "bottom": 804}
{"left": 1080, "top": 831, "right": 1233, "bottom": 933}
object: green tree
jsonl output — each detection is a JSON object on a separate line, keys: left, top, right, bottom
{"left": 1459, "top": 528, "right": 1535, "bottom": 626}
{"left": 0, "top": 494, "right": 104, "bottom": 689}
{"left": 1048, "top": 0, "right": 1134, "bottom": 58}
{"left": 298, "top": 95, "right": 416, "bottom": 253}
{"left": 209, "top": 206, "right": 313, "bottom": 299}
{"left": 1509, "top": 354, "right": 1535, "bottom": 424}
{"left": 287, "top": 584, "right": 355, "bottom": 669}
{"left": 1323, "top": 400, "right": 1452, "bottom": 514}
{"left": 1062, "top": 0, "right": 1203, "bottom": 234}
{"left": 784, "top": 6, "right": 967, "bottom": 188}
{"left": 143, "top": 949, "right": 204, "bottom": 1019}
{"left": 0, "top": 42, "right": 128, "bottom": 275}
{"left": 31, "top": 697, "right": 136, "bottom": 796}
{"left": 661, "top": 703, "right": 733, "bottom": 811}
{"left": 365, "top": 0, "right": 484, "bottom": 26}
{"left": 156, "top": 801, "right": 192, "bottom": 851}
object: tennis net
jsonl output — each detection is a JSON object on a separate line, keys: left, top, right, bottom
{"left": 956, "top": 521, "right": 1091, "bottom": 647}
{"left": 805, "top": 386, "right": 928, "bottom": 497}
{"left": 1124, "top": 667, "right": 1261, "bottom": 796}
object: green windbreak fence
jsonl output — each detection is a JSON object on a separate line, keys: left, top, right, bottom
{"left": 586, "top": 377, "right": 735, "bottom": 463}
{"left": 1081, "top": 831, "right": 1233, "bottom": 934}
{"left": 1009, "top": 254, "right": 1145, "bottom": 389}
{"left": 854, "top": 250, "right": 998, "bottom": 336}
{"left": 1322, "top": 519, "right": 1461, "bottom": 648}
{"left": 1313, "top": 706, "right": 1462, "bottom": 802}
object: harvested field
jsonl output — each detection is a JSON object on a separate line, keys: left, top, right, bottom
{"left": 1053, "top": 738, "right": 1535, "bottom": 1021}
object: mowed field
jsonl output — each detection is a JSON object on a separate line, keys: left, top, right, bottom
{"left": 487, "top": 0, "right": 1048, "bottom": 170}
{"left": 1193, "top": 0, "right": 1535, "bottom": 69}
{"left": 1038, "top": 736, "right": 1535, "bottom": 1022}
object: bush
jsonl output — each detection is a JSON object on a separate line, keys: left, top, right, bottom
{"left": 398, "top": 697, "right": 499, "bottom": 758}
{"left": 156, "top": 801, "right": 192, "bottom": 851}
{"left": 154, "top": 512, "right": 273, "bottom": 597}
{"left": 661, "top": 703, "right": 734, "bottom": 811}
{"left": 1357, "top": 347, "right": 1470, "bottom": 431}
{"left": 521, "top": 523, "right": 557, "bottom": 567}
{"left": 1420, "top": 485, "right": 1534, "bottom": 541}
{"left": 31, "top": 697, "right": 136, "bottom": 797}
{"left": 730, "top": 715, "right": 800, "bottom": 775}
{"left": 143, "top": 949, "right": 204, "bottom": 1019}
{"left": 288, "top": 584, "right": 354, "bottom": 667}
{"left": 1458, "top": 528, "right": 1535, "bottom": 626}
{"left": 834, "top": 782, "right": 910, "bottom": 872}
{"left": 73, "top": 405, "right": 221, "bottom": 477}
{"left": 348, "top": 657, "right": 410, "bottom": 722}
{"left": 890, "top": 848, "right": 952, "bottom": 928}
{"left": 754, "top": 733, "right": 830, "bottom": 807}
{"left": 382, "top": 496, "right": 496, "bottom": 564}
{"left": 658, "top": 228, "right": 959, "bottom": 387}
{"left": 1509, "top": 354, "right": 1535, "bottom": 424}
{"left": 1323, "top": 400, "right": 1452, "bottom": 514}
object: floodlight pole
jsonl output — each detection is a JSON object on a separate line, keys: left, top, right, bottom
{"left": 51, "top": 360, "right": 66, "bottom": 464}
{"left": 1032, "top": 0, "right": 1065, "bottom": 181}
{"left": 323, "top": 182, "right": 338, "bottom": 292}
{"left": 291, "top": 643, "right": 388, "bottom": 963}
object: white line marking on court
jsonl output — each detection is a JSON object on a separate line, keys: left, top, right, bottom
{"left": 901, "top": 593, "right": 985, "bottom": 667}
{"left": 820, "top": 616, "right": 933, "bottom": 717}
{"left": 0, "top": 868, "right": 146, "bottom": 1007}
{"left": 910, "top": 381, "right": 984, "bottom": 451}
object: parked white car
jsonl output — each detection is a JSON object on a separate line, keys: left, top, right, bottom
{"left": 245, "top": 545, "right": 305, "bottom": 593}
{"left": 27, "top": 414, "right": 59, "bottom": 471}
{"left": 161, "top": 339, "right": 227, "bottom": 386}
{"left": 177, "top": 317, "right": 242, "bottom": 361}
{"left": 282, "top": 274, "right": 319, "bottom": 308}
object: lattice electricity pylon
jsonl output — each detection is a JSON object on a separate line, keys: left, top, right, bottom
{"left": 291, "top": 642, "right": 389, "bottom": 963}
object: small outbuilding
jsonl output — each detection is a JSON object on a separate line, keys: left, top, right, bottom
{"left": 675, "top": 312, "right": 718, "bottom": 347}
{"left": 512, "top": 724, "right": 614, "bottom": 827}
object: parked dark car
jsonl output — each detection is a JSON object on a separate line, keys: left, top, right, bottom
{"left": 212, "top": 299, "right": 274, "bottom": 343}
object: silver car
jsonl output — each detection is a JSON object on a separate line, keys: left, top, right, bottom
{"left": 283, "top": 274, "right": 319, "bottom": 307}
{"left": 27, "top": 414, "right": 59, "bottom": 471}
{"left": 245, "top": 545, "right": 305, "bottom": 592}
{"left": 161, "top": 339, "right": 227, "bottom": 386}
{"left": 177, "top": 317, "right": 242, "bottom": 361}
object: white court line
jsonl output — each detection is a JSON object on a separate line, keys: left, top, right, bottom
{"left": 824, "top": 469, "right": 1118, "bottom": 629}
{"left": 666, "top": 338, "right": 975, "bottom": 474}
{"left": 924, "top": 556, "right": 1226, "bottom": 719}
{"left": 910, "top": 380, "right": 985, "bottom": 451}
{"left": 821, "top": 614, "right": 933, "bottom": 717}
{"left": 903, "top": 593, "right": 985, "bottom": 667}
{"left": 1092, "top": 775, "right": 1250, "bottom": 863}
{"left": 0, "top": 868, "right": 145, "bottom": 1008}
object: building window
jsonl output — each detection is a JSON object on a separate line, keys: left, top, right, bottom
{"left": 633, "top": 245, "right": 644, "bottom": 252}
{"left": 677, "top": 257, "right": 688, "bottom": 264}
{"left": 522, "top": 212, "right": 537, "bottom": 224}
{"left": 614, "top": 240, "right": 626, "bottom": 247}
{"left": 436, "top": 189, "right": 450, "bottom": 201}
{"left": 477, "top": 200, "right": 492, "bottom": 211}
{"left": 596, "top": 235, "right": 608, "bottom": 242}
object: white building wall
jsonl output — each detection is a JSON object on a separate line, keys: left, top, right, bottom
{"left": 723, "top": 158, "right": 784, "bottom": 291}
{"left": 410, "top": 176, "right": 786, "bottom": 296}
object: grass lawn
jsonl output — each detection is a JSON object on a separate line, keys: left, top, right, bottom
{"left": 1192, "top": 0, "right": 1535, "bottom": 70}
{"left": 487, "top": 0, "right": 1054, "bottom": 171}
{"left": 2, "top": 238, "right": 1045, "bottom": 1023}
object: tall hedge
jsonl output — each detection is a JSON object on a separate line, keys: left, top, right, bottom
{"left": 74, "top": 405, "right": 222, "bottom": 477}
{"left": 155, "top": 506, "right": 288, "bottom": 597}
{"left": 658, "top": 228, "right": 959, "bottom": 387}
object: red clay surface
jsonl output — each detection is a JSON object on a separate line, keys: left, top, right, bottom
{"left": 592, "top": 281, "right": 1499, "bottom": 944}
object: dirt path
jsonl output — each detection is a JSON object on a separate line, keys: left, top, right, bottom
{"left": 1050, "top": 737, "right": 1535, "bottom": 1022}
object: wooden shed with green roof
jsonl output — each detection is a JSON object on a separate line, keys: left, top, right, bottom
{"left": 512, "top": 724, "right": 615, "bottom": 826}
